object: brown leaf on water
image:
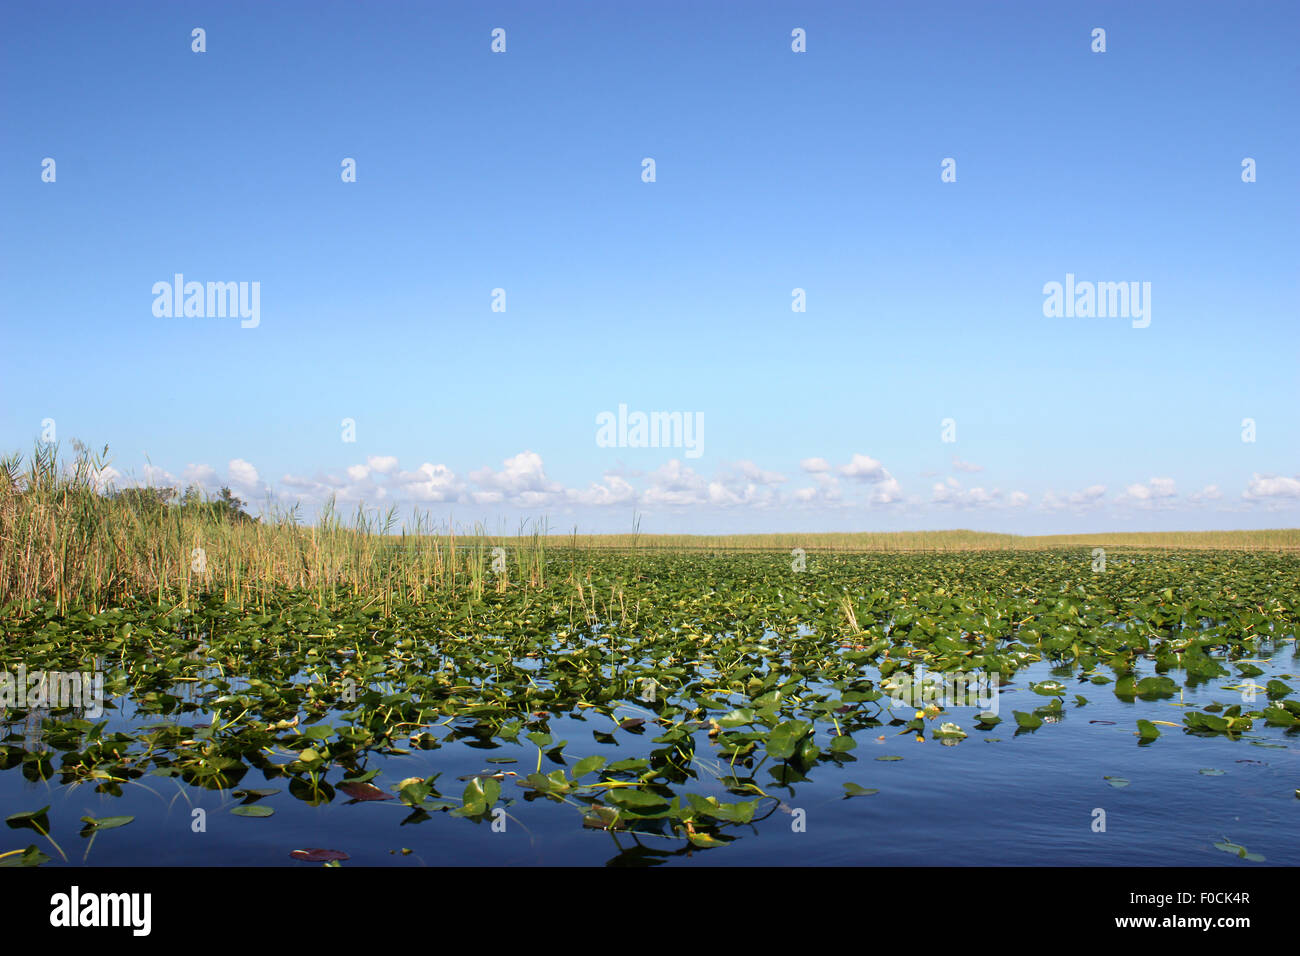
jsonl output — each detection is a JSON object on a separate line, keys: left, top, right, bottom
{"left": 337, "top": 781, "right": 392, "bottom": 801}
{"left": 290, "top": 848, "right": 350, "bottom": 862}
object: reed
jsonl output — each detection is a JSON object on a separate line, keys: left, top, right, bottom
{"left": 0, "top": 444, "right": 540, "bottom": 614}
{"left": 2, "top": 443, "right": 1295, "bottom": 616}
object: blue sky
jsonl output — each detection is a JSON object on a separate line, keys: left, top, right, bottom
{"left": 2, "top": 0, "right": 1297, "bottom": 534}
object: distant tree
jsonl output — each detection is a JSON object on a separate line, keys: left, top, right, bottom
{"left": 111, "top": 486, "right": 178, "bottom": 514}
{"left": 215, "top": 486, "right": 254, "bottom": 522}
{"left": 175, "top": 484, "right": 256, "bottom": 523}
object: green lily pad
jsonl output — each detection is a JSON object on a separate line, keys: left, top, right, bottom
{"left": 843, "top": 783, "right": 879, "bottom": 797}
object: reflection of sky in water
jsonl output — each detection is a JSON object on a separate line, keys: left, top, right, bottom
{"left": 1, "top": 625, "right": 1297, "bottom": 867}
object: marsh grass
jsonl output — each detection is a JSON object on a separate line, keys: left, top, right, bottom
{"left": 0, "top": 444, "right": 545, "bottom": 615}
{"left": 545, "top": 529, "right": 1300, "bottom": 552}
{"left": 2, "top": 443, "right": 1295, "bottom": 616}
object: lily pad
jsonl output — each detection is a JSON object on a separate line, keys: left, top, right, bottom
{"left": 290, "top": 848, "right": 350, "bottom": 862}
{"left": 843, "top": 783, "right": 879, "bottom": 797}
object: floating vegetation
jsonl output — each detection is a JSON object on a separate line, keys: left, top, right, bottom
{"left": 1213, "top": 837, "right": 1265, "bottom": 862}
{"left": 0, "top": 544, "right": 1297, "bottom": 864}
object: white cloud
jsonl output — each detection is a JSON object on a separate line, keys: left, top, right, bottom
{"left": 838, "top": 454, "right": 888, "bottom": 482}
{"left": 1041, "top": 484, "right": 1107, "bottom": 512}
{"left": 394, "top": 462, "right": 464, "bottom": 503}
{"left": 931, "top": 478, "right": 1019, "bottom": 509}
{"left": 733, "top": 460, "right": 786, "bottom": 485}
{"left": 141, "top": 463, "right": 177, "bottom": 487}
{"left": 800, "top": 457, "right": 831, "bottom": 473}
{"left": 228, "top": 459, "right": 260, "bottom": 489}
{"left": 182, "top": 463, "right": 218, "bottom": 487}
{"left": 1243, "top": 473, "right": 1300, "bottom": 500}
{"left": 792, "top": 470, "right": 842, "bottom": 506}
{"left": 1119, "top": 477, "right": 1178, "bottom": 507}
{"left": 465, "top": 451, "right": 568, "bottom": 507}
{"left": 827, "top": 454, "right": 903, "bottom": 504}
{"left": 1189, "top": 484, "right": 1222, "bottom": 502}
{"left": 90, "top": 464, "right": 121, "bottom": 493}
{"left": 367, "top": 455, "right": 399, "bottom": 474}
{"left": 952, "top": 457, "right": 984, "bottom": 473}
{"left": 568, "top": 474, "right": 637, "bottom": 507}
{"left": 868, "top": 476, "right": 904, "bottom": 505}
{"left": 281, "top": 474, "right": 321, "bottom": 492}
{"left": 642, "top": 459, "right": 709, "bottom": 507}
{"left": 346, "top": 464, "right": 370, "bottom": 482}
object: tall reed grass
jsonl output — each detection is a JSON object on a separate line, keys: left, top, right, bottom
{"left": 2, "top": 443, "right": 1294, "bottom": 616}
{"left": 0, "top": 444, "right": 550, "bottom": 615}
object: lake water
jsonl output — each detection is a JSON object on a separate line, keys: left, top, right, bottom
{"left": 3, "top": 635, "right": 1295, "bottom": 867}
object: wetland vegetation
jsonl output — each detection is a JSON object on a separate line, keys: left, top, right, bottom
{"left": 2, "top": 445, "right": 1297, "bottom": 866}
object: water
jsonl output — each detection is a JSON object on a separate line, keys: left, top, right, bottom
{"left": 3, "top": 639, "right": 1296, "bottom": 867}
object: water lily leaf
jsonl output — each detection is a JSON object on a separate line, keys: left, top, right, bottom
{"left": 875, "top": 755, "right": 903, "bottom": 761}
{"left": 290, "top": 848, "right": 350, "bottom": 862}
{"left": 1265, "top": 679, "right": 1293, "bottom": 699}
{"left": 231, "top": 805, "right": 274, "bottom": 817}
{"left": 340, "top": 769, "right": 380, "bottom": 784}
{"left": 0, "top": 845, "right": 50, "bottom": 867}
{"left": 582, "top": 804, "right": 624, "bottom": 830}
{"left": 398, "top": 780, "right": 432, "bottom": 806}
{"left": 572, "top": 755, "right": 606, "bottom": 778}
{"left": 843, "top": 783, "right": 879, "bottom": 797}
{"left": 1199, "top": 769, "right": 1225, "bottom": 776}
{"left": 1136, "top": 676, "right": 1177, "bottom": 700}
{"left": 688, "top": 830, "right": 730, "bottom": 848}
{"left": 233, "top": 788, "right": 280, "bottom": 802}
{"left": 718, "top": 708, "right": 754, "bottom": 728}
{"left": 5, "top": 807, "right": 50, "bottom": 832}
{"left": 79, "top": 815, "right": 134, "bottom": 834}
{"left": 338, "top": 781, "right": 393, "bottom": 801}
{"left": 1013, "top": 711, "right": 1043, "bottom": 730}
{"left": 1213, "top": 839, "right": 1264, "bottom": 862}
{"left": 1103, "top": 776, "right": 1130, "bottom": 788}
{"left": 455, "top": 776, "right": 501, "bottom": 816}
{"left": 766, "top": 719, "right": 813, "bottom": 760}
{"left": 1135, "top": 720, "right": 1160, "bottom": 740}
{"left": 606, "top": 787, "right": 669, "bottom": 810}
